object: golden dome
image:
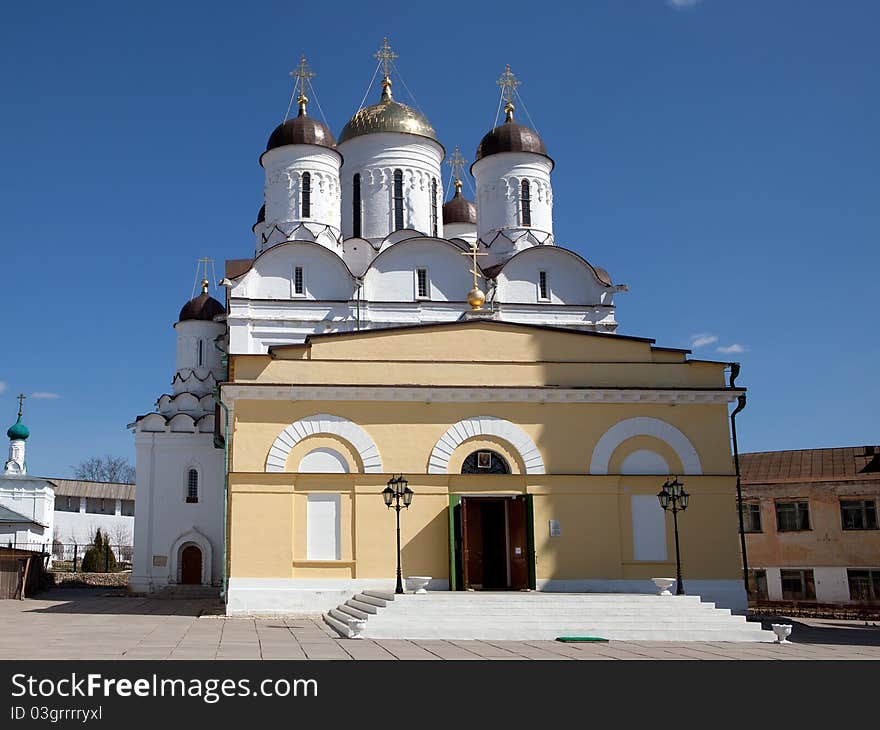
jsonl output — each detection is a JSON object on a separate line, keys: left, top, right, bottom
{"left": 338, "top": 79, "right": 438, "bottom": 144}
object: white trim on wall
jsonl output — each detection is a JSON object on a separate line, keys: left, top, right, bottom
{"left": 590, "top": 417, "right": 703, "bottom": 475}
{"left": 266, "top": 414, "right": 383, "bottom": 473}
{"left": 427, "top": 416, "right": 545, "bottom": 474}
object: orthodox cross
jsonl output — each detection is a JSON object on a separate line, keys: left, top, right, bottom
{"left": 291, "top": 55, "right": 315, "bottom": 111}
{"left": 461, "top": 243, "right": 486, "bottom": 293}
{"left": 17, "top": 394, "right": 25, "bottom": 418}
{"left": 497, "top": 64, "right": 521, "bottom": 120}
{"left": 374, "top": 37, "right": 398, "bottom": 82}
{"left": 447, "top": 146, "right": 468, "bottom": 194}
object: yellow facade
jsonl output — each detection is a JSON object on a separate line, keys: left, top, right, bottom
{"left": 222, "top": 321, "right": 744, "bottom": 606}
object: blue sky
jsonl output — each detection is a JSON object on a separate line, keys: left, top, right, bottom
{"left": 1, "top": 0, "right": 878, "bottom": 477}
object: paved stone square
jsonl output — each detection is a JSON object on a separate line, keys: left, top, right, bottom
{"left": 1, "top": 590, "right": 878, "bottom": 660}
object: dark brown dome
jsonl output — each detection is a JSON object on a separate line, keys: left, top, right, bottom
{"left": 178, "top": 292, "right": 225, "bottom": 323}
{"left": 442, "top": 190, "right": 476, "bottom": 226}
{"left": 475, "top": 118, "right": 550, "bottom": 164}
{"left": 265, "top": 110, "right": 337, "bottom": 153}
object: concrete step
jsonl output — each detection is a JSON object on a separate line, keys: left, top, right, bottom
{"left": 323, "top": 591, "right": 775, "bottom": 643}
{"left": 346, "top": 598, "right": 379, "bottom": 615}
{"left": 337, "top": 603, "right": 370, "bottom": 621}
{"left": 362, "top": 590, "right": 396, "bottom": 602}
{"left": 323, "top": 613, "right": 355, "bottom": 639}
{"left": 362, "top": 627, "right": 773, "bottom": 641}
{"left": 156, "top": 585, "right": 221, "bottom": 599}
{"left": 354, "top": 592, "right": 389, "bottom": 608}
{"left": 329, "top": 608, "right": 359, "bottom": 625}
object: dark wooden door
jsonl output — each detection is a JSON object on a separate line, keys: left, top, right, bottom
{"left": 181, "top": 545, "right": 202, "bottom": 585}
{"left": 508, "top": 497, "right": 529, "bottom": 590}
{"left": 461, "top": 498, "right": 484, "bottom": 589}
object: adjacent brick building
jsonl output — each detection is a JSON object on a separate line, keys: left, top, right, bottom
{"left": 741, "top": 446, "right": 880, "bottom": 605}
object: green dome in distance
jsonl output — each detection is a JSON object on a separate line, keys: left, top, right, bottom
{"left": 7, "top": 417, "right": 29, "bottom": 441}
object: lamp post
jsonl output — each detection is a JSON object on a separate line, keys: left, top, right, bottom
{"left": 657, "top": 477, "right": 689, "bottom": 596}
{"left": 382, "top": 475, "right": 413, "bottom": 595}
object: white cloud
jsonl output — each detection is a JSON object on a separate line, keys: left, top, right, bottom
{"left": 668, "top": 0, "right": 702, "bottom": 8}
{"left": 717, "top": 344, "right": 746, "bottom": 354}
{"left": 30, "top": 392, "right": 61, "bottom": 399}
{"left": 690, "top": 334, "right": 718, "bottom": 348}
{"left": 0, "top": 382, "right": 6, "bottom": 395}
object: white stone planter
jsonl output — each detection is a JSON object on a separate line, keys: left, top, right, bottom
{"left": 652, "top": 577, "right": 677, "bottom": 596}
{"left": 405, "top": 576, "right": 432, "bottom": 594}
{"left": 771, "top": 623, "right": 792, "bottom": 644}
{"left": 349, "top": 619, "right": 367, "bottom": 639}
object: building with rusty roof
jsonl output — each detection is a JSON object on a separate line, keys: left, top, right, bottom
{"left": 740, "top": 445, "right": 880, "bottom": 606}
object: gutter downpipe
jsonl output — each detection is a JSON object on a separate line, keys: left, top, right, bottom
{"left": 729, "top": 362, "right": 749, "bottom": 597}
{"left": 213, "top": 329, "right": 230, "bottom": 607}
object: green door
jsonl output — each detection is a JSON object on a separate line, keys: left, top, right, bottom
{"left": 448, "top": 495, "right": 462, "bottom": 591}
{"left": 526, "top": 494, "right": 536, "bottom": 590}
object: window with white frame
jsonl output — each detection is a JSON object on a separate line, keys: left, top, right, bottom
{"left": 848, "top": 569, "right": 880, "bottom": 601}
{"left": 416, "top": 268, "right": 429, "bottom": 299}
{"left": 776, "top": 500, "right": 810, "bottom": 531}
{"left": 749, "top": 569, "right": 769, "bottom": 600}
{"left": 293, "top": 266, "right": 305, "bottom": 296}
{"left": 780, "top": 569, "right": 815, "bottom": 600}
{"left": 840, "top": 499, "right": 878, "bottom": 530}
{"left": 186, "top": 468, "right": 199, "bottom": 503}
{"left": 538, "top": 270, "right": 549, "bottom": 300}
{"left": 741, "top": 501, "right": 762, "bottom": 533}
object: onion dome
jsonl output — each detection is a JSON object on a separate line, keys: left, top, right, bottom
{"left": 474, "top": 66, "right": 551, "bottom": 165}
{"left": 7, "top": 416, "right": 28, "bottom": 441}
{"left": 266, "top": 109, "right": 336, "bottom": 152}
{"left": 178, "top": 280, "right": 226, "bottom": 323}
{"left": 443, "top": 184, "right": 477, "bottom": 225}
{"left": 339, "top": 78, "right": 437, "bottom": 144}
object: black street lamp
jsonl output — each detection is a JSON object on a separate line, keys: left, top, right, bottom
{"left": 382, "top": 475, "right": 414, "bottom": 595}
{"left": 657, "top": 477, "right": 690, "bottom": 596}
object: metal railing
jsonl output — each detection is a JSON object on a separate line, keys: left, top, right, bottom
{"left": 1, "top": 543, "right": 134, "bottom": 573}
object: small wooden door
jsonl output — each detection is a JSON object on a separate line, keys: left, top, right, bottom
{"left": 180, "top": 545, "right": 202, "bottom": 585}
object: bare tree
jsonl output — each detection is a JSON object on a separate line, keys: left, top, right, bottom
{"left": 72, "top": 455, "right": 135, "bottom": 483}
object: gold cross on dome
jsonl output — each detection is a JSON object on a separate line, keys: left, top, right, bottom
{"left": 461, "top": 243, "right": 487, "bottom": 292}
{"left": 291, "top": 55, "right": 315, "bottom": 93}
{"left": 374, "top": 37, "right": 398, "bottom": 80}
{"left": 290, "top": 55, "right": 315, "bottom": 109}
{"left": 446, "top": 146, "right": 468, "bottom": 193}
{"left": 497, "top": 64, "right": 521, "bottom": 119}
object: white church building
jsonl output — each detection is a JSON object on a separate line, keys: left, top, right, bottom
{"left": 130, "top": 43, "right": 626, "bottom": 595}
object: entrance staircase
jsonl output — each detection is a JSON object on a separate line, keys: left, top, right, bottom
{"left": 323, "top": 591, "right": 775, "bottom": 642}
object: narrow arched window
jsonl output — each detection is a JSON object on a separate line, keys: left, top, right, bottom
{"left": 393, "top": 169, "right": 404, "bottom": 231}
{"left": 197, "top": 339, "right": 203, "bottom": 367}
{"left": 352, "top": 173, "right": 362, "bottom": 237}
{"left": 520, "top": 179, "right": 531, "bottom": 227}
{"left": 186, "top": 469, "right": 199, "bottom": 503}
{"left": 301, "top": 172, "right": 311, "bottom": 218}
{"left": 430, "top": 177, "right": 438, "bottom": 237}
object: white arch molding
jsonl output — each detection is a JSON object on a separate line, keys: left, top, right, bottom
{"left": 589, "top": 417, "right": 703, "bottom": 475}
{"left": 169, "top": 527, "right": 213, "bottom": 586}
{"left": 266, "top": 414, "right": 382, "bottom": 473}
{"left": 428, "top": 416, "right": 545, "bottom": 474}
